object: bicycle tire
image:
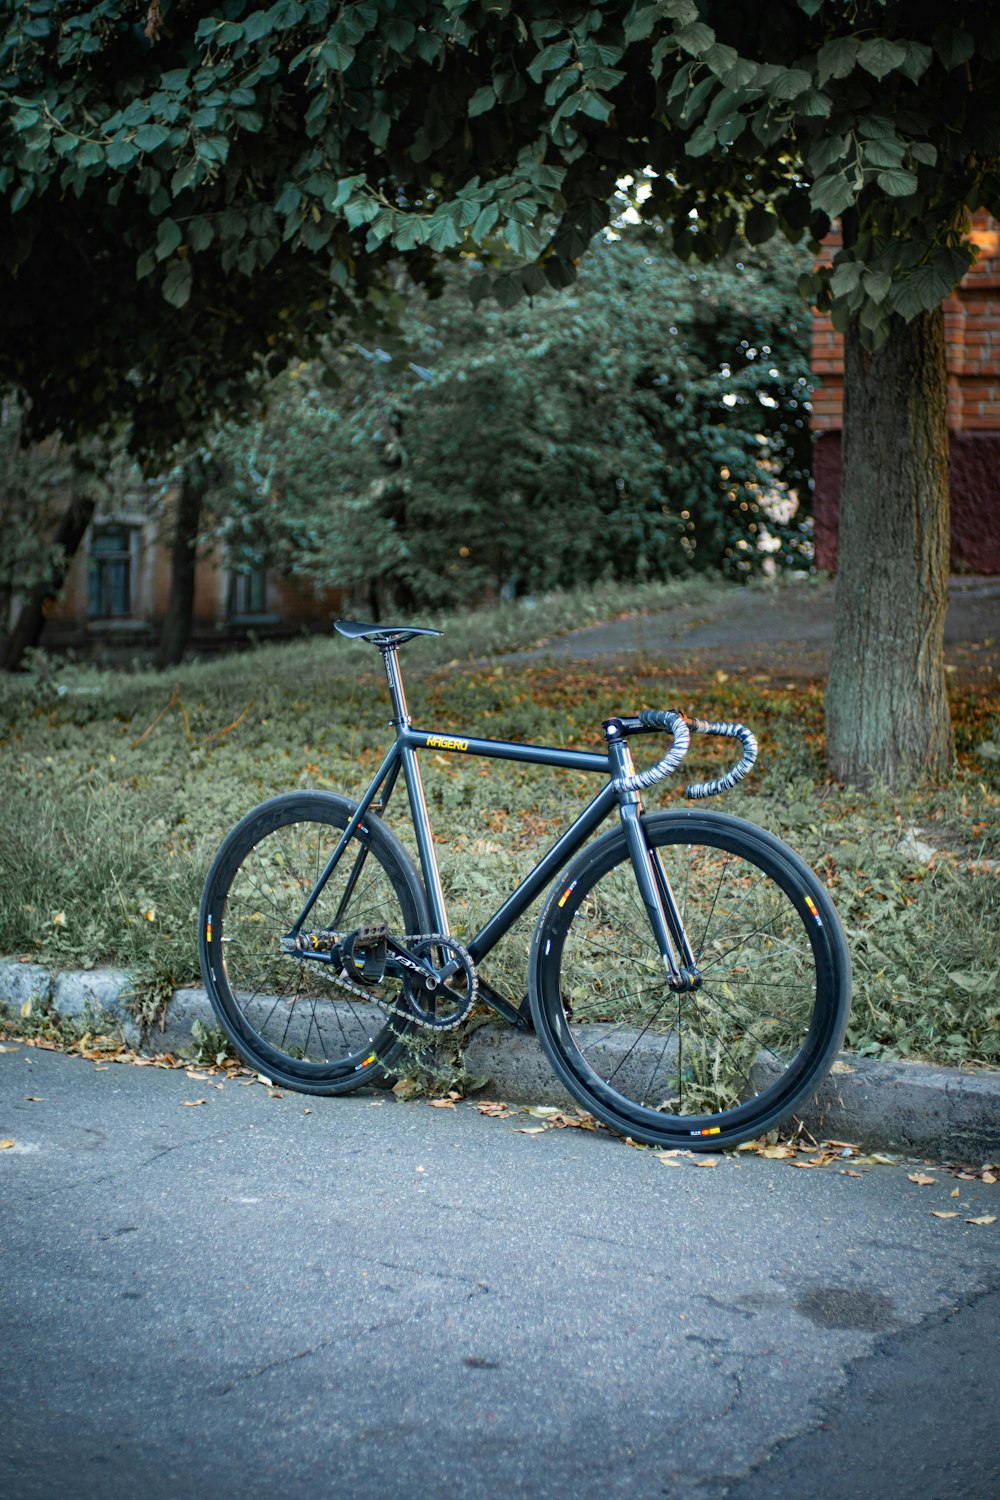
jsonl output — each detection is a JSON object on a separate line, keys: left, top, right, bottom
{"left": 529, "top": 809, "right": 851, "bottom": 1149}
{"left": 199, "top": 791, "right": 429, "bottom": 1093}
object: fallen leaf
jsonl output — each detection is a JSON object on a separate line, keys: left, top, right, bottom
{"left": 0, "top": 1044, "right": 16, "bottom": 1052}
{"left": 951, "top": 1188, "right": 961, "bottom": 1198}
{"left": 761, "top": 1144, "right": 795, "bottom": 1159}
{"left": 19, "top": 999, "right": 32, "bottom": 1019}
{"left": 653, "top": 1152, "right": 683, "bottom": 1167}
{"left": 181, "top": 1098, "right": 206, "bottom": 1108}
{"left": 267, "top": 1089, "right": 284, "bottom": 1099}
{"left": 185, "top": 1070, "right": 210, "bottom": 1081}
{"left": 908, "top": 1173, "right": 937, "bottom": 1186}
{"left": 0, "top": 1138, "right": 14, "bottom": 1149}
{"left": 983, "top": 1172, "right": 997, "bottom": 1185}
{"left": 477, "top": 1100, "right": 511, "bottom": 1117}
{"left": 842, "top": 1169, "right": 863, "bottom": 1177}
{"left": 965, "top": 1216, "right": 996, "bottom": 1226}
{"left": 526, "top": 1106, "right": 562, "bottom": 1118}
{"left": 429, "top": 1099, "right": 456, "bottom": 1109}
{"left": 514, "top": 1126, "right": 548, "bottom": 1134}
{"left": 695, "top": 1156, "right": 721, "bottom": 1168}
{"left": 931, "top": 1211, "right": 959, "bottom": 1218}
{"left": 256, "top": 1073, "right": 273, "bottom": 1087}
{"left": 303, "top": 1108, "right": 312, "bottom": 1115}
{"left": 25, "top": 1096, "right": 43, "bottom": 1102}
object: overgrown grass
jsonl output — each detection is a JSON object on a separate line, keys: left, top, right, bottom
{"left": 1, "top": 578, "right": 997, "bottom": 1068}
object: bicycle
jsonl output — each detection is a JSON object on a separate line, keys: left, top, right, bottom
{"left": 198, "top": 619, "right": 851, "bottom": 1150}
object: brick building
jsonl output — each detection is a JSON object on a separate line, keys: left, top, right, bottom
{"left": 811, "top": 213, "right": 1000, "bottom": 574}
{"left": 43, "top": 495, "right": 339, "bottom": 660}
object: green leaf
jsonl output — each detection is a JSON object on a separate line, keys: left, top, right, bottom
{"left": 161, "top": 259, "right": 190, "bottom": 309}
{"left": 528, "top": 41, "right": 571, "bottom": 82}
{"left": 468, "top": 85, "right": 496, "bottom": 118}
{"left": 808, "top": 134, "right": 847, "bottom": 176}
{"left": 134, "top": 124, "right": 170, "bottom": 153}
{"left": 10, "top": 183, "right": 32, "bottom": 213}
{"left": 858, "top": 115, "right": 896, "bottom": 140}
{"left": 830, "top": 260, "right": 863, "bottom": 297}
{"left": 933, "top": 26, "right": 975, "bottom": 72}
{"left": 674, "top": 21, "right": 714, "bottom": 57}
{"left": 703, "top": 42, "right": 738, "bottom": 80}
{"left": 505, "top": 220, "right": 546, "bottom": 259}
{"left": 857, "top": 38, "right": 907, "bottom": 81}
{"left": 898, "top": 40, "right": 933, "bottom": 83}
{"left": 862, "top": 138, "right": 905, "bottom": 169}
{"left": 909, "top": 141, "right": 938, "bottom": 167}
{"left": 242, "top": 11, "right": 274, "bottom": 43}
{"left": 911, "top": 264, "right": 957, "bottom": 310}
{"left": 744, "top": 204, "right": 777, "bottom": 245}
{"left": 863, "top": 269, "right": 892, "bottom": 304}
{"left": 769, "top": 67, "right": 812, "bottom": 101}
{"left": 274, "top": 182, "right": 301, "bottom": 217}
{"left": 876, "top": 167, "right": 918, "bottom": 197}
{"left": 156, "top": 219, "right": 182, "bottom": 260}
{"left": 383, "top": 18, "right": 415, "bottom": 52}
{"left": 810, "top": 172, "right": 855, "bottom": 219}
{"left": 187, "top": 216, "right": 214, "bottom": 251}
{"left": 817, "top": 36, "right": 856, "bottom": 84}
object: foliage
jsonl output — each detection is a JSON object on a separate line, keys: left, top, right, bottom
{"left": 2, "top": 2, "right": 999, "bottom": 447}
{"left": 204, "top": 233, "right": 814, "bottom": 608}
{"left": 0, "top": 585, "right": 996, "bottom": 1066}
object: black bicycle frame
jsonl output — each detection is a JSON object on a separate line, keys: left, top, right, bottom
{"left": 291, "top": 642, "right": 695, "bottom": 1009}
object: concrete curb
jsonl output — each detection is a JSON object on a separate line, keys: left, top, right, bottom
{"left": 2, "top": 960, "right": 998, "bottom": 1162}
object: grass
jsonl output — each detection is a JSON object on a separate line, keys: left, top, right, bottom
{"left": 1, "top": 576, "right": 997, "bottom": 1068}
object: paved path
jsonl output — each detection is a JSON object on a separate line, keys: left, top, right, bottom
{"left": 2, "top": 1046, "right": 998, "bottom": 1499}
{"left": 507, "top": 576, "right": 1000, "bottom": 684}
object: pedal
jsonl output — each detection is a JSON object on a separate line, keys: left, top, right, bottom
{"left": 343, "top": 924, "right": 388, "bottom": 983}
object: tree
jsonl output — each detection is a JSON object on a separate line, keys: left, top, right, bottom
{"left": 2, "top": 2, "right": 998, "bottom": 779}
{"left": 202, "top": 235, "right": 813, "bottom": 612}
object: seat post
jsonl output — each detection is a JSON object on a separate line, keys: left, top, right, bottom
{"left": 381, "top": 645, "right": 410, "bottom": 726}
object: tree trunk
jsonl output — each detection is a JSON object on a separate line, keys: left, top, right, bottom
{"left": 154, "top": 459, "right": 207, "bottom": 668}
{"left": 0, "top": 486, "right": 97, "bottom": 672}
{"left": 825, "top": 307, "right": 954, "bottom": 784}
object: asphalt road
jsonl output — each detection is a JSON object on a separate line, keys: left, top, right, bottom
{"left": 505, "top": 575, "right": 1000, "bottom": 686}
{"left": 2, "top": 1045, "right": 998, "bottom": 1500}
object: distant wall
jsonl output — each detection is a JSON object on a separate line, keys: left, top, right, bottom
{"left": 811, "top": 213, "right": 1000, "bottom": 574}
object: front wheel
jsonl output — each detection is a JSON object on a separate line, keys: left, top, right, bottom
{"left": 529, "top": 810, "right": 851, "bottom": 1149}
{"left": 199, "top": 792, "right": 429, "bottom": 1094}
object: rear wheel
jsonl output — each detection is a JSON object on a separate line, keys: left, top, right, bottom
{"left": 529, "top": 810, "right": 851, "bottom": 1149}
{"left": 199, "top": 792, "right": 428, "bottom": 1093}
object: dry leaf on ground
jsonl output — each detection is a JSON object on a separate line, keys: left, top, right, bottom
{"left": 181, "top": 1098, "right": 206, "bottom": 1108}
{"left": 909, "top": 1172, "right": 937, "bottom": 1186}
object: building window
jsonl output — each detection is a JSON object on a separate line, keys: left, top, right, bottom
{"left": 228, "top": 565, "right": 268, "bottom": 618}
{"left": 88, "top": 524, "right": 133, "bottom": 619}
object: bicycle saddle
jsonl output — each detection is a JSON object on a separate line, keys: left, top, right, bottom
{"left": 334, "top": 619, "right": 442, "bottom": 646}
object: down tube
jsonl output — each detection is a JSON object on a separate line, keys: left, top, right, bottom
{"left": 468, "top": 781, "right": 620, "bottom": 964}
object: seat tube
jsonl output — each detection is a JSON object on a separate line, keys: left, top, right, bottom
{"left": 379, "top": 643, "right": 449, "bottom": 934}
{"left": 610, "top": 738, "right": 684, "bottom": 983}
{"left": 382, "top": 645, "right": 410, "bottom": 726}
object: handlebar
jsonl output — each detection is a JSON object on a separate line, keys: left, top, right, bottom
{"left": 609, "top": 710, "right": 757, "bottom": 799}
{"left": 680, "top": 716, "right": 758, "bottom": 799}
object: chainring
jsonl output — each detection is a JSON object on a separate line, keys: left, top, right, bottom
{"left": 402, "top": 935, "right": 478, "bottom": 1031}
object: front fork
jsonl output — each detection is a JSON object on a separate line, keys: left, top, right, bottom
{"left": 609, "top": 740, "right": 701, "bottom": 993}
